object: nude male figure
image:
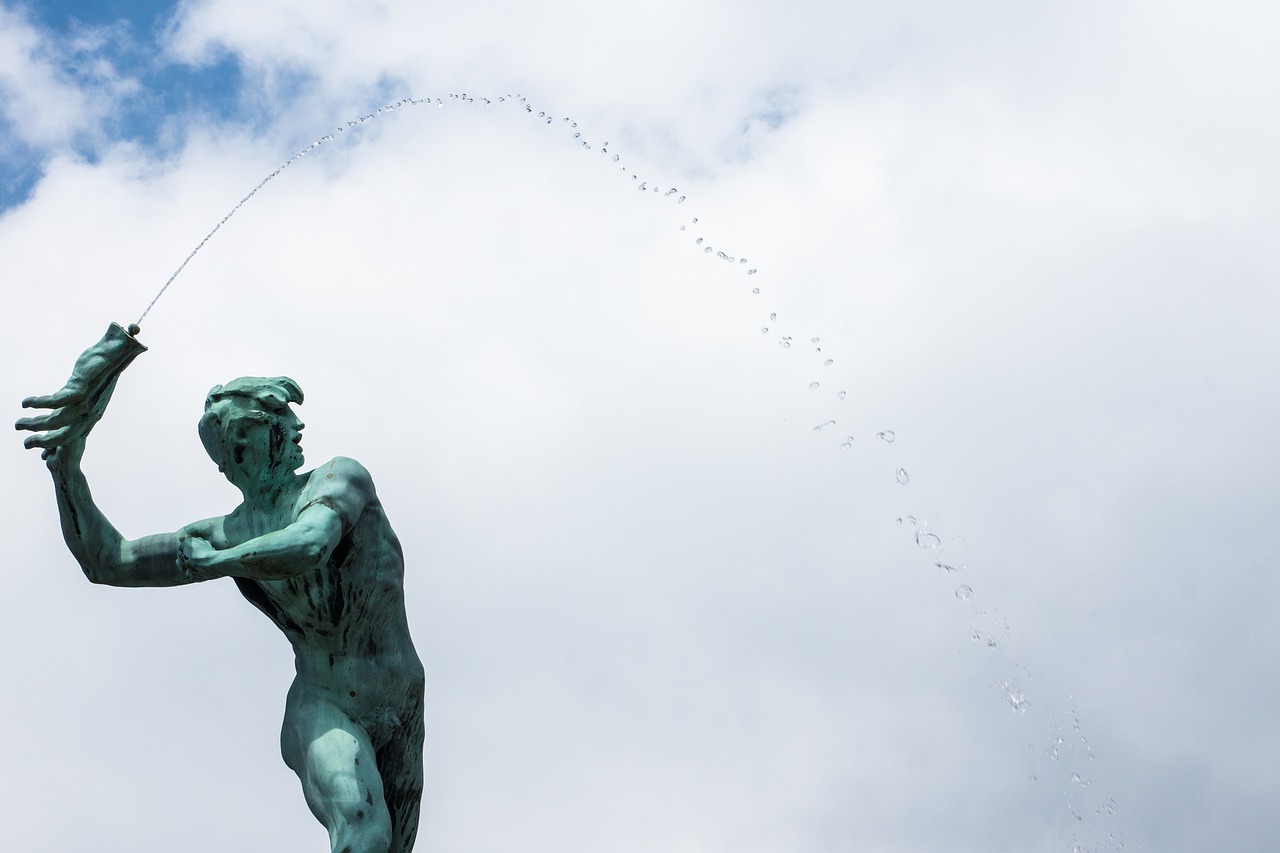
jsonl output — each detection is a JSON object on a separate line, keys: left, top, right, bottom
{"left": 17, "top": 325, "right": 424, "bottom": 853}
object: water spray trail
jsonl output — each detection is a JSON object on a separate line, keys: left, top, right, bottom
{"left": 134, "top": 98, "right": 423, "bottom": 327}
{"left": 134, "top": 93, "right": 757, "bottom": 328}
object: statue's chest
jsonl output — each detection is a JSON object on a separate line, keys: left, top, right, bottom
{"left": 226, "top": 504, "right": 299, "bottom": 545}
{"left": 252, "top": 561, "right": 359, "bottom": 637}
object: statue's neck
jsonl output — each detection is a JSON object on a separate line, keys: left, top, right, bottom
{"left": 230, "top": 468, "right": 303, "bottom": 513}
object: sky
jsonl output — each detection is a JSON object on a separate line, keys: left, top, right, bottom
{"left": 2, "top": 1, "right": 1278, "bottom": 851}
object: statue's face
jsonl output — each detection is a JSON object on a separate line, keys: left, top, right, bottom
{"left": 221, "top": 394, "right": 306, "bottom": 479}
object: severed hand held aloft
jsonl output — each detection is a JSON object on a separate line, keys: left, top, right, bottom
{"left": 15, "top": 323, "right": 148, "bottom": 460}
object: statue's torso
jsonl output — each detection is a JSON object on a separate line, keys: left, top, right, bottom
{"left": 221, "top": 466, "right": 424, "bottom": 736}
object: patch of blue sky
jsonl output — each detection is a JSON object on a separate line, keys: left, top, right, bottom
{"left": 38, "top": 2, "right": 247, "bottom": 142}
{"left": 0, "top": 157, "right": 39, "bottom": 213}
{"left": 1, "top": 0, "right": 248, "bottom": 211}
{"left": 21, "top": 0, "right": 173, "bottom": 33}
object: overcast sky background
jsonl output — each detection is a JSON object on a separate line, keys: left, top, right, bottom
{"left": 2, "top": 1, "right": 1278, "bottom": 851}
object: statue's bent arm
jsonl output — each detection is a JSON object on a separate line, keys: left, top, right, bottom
{"left": 183, "top": 502, "right": 345, "bottom": 581}
{"left": 48, "top": 438, "right": 194, "bottom": 588}
{"left": 181, "top": 457, "right": 375, "bottom": 582}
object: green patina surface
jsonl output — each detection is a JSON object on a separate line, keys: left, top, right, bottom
{"left": 17, "top": 325, "right": 424, "bottom": 853}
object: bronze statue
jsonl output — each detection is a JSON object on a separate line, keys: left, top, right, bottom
{"left": 17, "top": 324, "right": 425, "bottom": 853}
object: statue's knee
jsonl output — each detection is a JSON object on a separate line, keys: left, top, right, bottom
{"left": 333, "top": 802, "right": 392, "bottom": 853}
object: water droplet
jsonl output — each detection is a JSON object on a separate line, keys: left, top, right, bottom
{"left": 717, "top": 251, "right": 729, "bottom": 260}
{"left": 612, "top": 154, "right": 620, "bottom": 162}
{"left": 916, "top": 527, "right": 941, "bottom": 548}
{"left": 1003, "top": 682, "right": 1028, "bottom": 714}
{"left": 837, "top": 390, "right": 847, "bottom": 400}
{"left": 739, "top": 258, "right": 748, "bottom": 264}
{"left": 574, "top": 132, "right": 581, "bottom": 139}
{"left": 752, "top": 288, "right": 760, "bottom": 294}
{"left": 895, "top": 517, "right": 904, "bottom": 526}
{"left": 809, "top": 382, "right": 820, "bottom": 389}
{"left": 692, "top": 218, "right": 698, "bottom": 224}
{"left": 955, "top": 584, "right": 973, "bottom": 601}
{"left": 639, "top": 182, "right": 647, "bottom": 190}
{"left": 665, "top": 188, "right": 677, "bottom": 196}
{"left": 680, "top": 225, "right": 686, "bottom": 231}
{"left": 878, "top": 430, "right": 896, "bottom": 443}
{"left": 824, "top": 359, "right": 834, "bottom": 367}
{"left": 779, "top": 340, "right": 790, "bottom": 349}
{"left": 841, "top": 441, "right": 852, "bottom": 449}
{"left": 896, "top": 467, "right": 910, "bottom": 485}
{"left": 935, "top": 561, "right": 959, "bottom": 573}
{"left": 695, "top": 237, "right": 703, "bottom": 244}
{"left": 747, "top": 268, "right": 758, "bottom": 275}
{"left": 677, "top": 196, "right": 686, "bottom": 203}
{"left": 769, "top": 313, "right": 777, "bottom": 320}
{"left": 704, "top": 246, "right": 713, "bottom": 254}
{"left": 813, "top": 420, "right": 836, "bottom": 432}
{"left": 760, "top": 327, "right": 769, "bottom": 334}
{"left": 811, "top": 337, "right": 820, "bottom": 344}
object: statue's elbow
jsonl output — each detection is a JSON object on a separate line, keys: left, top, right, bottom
{"left": 80, "top": 559, "right": 108, "bottom": 585}
{"left": 78, "top": 551, "right": 122, "bottom": 585}
{"left": 302, "top": 540, "right": 329, "bottom": 566}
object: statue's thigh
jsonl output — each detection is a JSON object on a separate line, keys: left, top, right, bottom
{"left": 376, "top": 697, "right": 425, "bottom": 853}
{"left": 283, "top": 699, "right": 391, "bottom": 832}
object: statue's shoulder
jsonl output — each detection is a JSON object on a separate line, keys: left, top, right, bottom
{"left": 306, "top": 456, "right": 374, "bottom": 486}
{"left": 298, "top": 458, "right": 377, "bottom": 529}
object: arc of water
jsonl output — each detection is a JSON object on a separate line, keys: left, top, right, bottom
{"left": 132, "top": 92, "right": 748, "bottom": 329}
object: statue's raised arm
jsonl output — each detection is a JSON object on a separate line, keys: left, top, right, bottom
{"left": 16, "top": 323, "right": 195, "bottom": 587}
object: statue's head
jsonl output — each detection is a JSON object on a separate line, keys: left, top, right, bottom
{"left": 198, "top": 376, "right": 305, "bottom": 481}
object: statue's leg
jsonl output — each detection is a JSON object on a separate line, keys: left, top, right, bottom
{"left": 375, "top": 689, "right": 425, "bottom": 853}
{"left": 282, "top": 696, "right": 393, "bottom": 853}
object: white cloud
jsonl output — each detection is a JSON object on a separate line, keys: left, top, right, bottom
{"left": 0, "top": 4, "right": 137, "bottom": 152}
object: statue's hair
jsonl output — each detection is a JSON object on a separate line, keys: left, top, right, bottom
{"left": 197, "top": 376, "right": 303, "bottom": 470}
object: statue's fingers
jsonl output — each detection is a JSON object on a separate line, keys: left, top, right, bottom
{"left": 23, "top": 425, "right": 73, "bottom": 450}
{"left": 14, "top": 407, "right": 78, "bottom": 432}
{"left": 22, "top": 386, "right": 82, "bottom": 409}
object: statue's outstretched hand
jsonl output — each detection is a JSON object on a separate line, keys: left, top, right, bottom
{"left": 16, "top": 323, "right": 147, "bottom": 459}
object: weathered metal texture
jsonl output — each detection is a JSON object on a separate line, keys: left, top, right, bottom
{"left": 18, "top": 327, "right": 424, "bottom": 853}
